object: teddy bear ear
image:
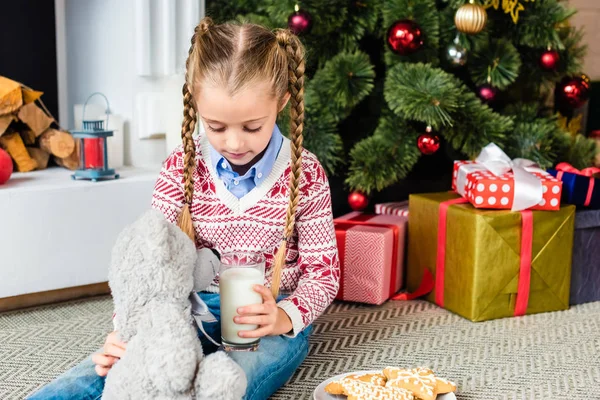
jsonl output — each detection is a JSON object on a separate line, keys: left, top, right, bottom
{"left": 192, "top": 248, "right": 221, "bottom": 291}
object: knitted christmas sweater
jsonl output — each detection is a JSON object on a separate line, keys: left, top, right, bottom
{"left": 151, "top": 134, "right": 340, "bottom": 336}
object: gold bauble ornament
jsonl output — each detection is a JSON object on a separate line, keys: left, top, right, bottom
{"left": 455, "top": 2, "right": 488, "bottom": 35}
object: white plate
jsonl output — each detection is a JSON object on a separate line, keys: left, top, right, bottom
{"left": 313, "top": 370, "right": 457, "bottom": 400}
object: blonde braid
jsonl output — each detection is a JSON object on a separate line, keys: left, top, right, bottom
{"left": 271, "top": 30, "right": 305, "bottom": 298}
{"left": 177, "top": 18, "right": 214, "bottom": 242}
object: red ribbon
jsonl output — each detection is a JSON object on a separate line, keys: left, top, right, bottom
{"left": 334, "top": 214, "right": 400, "bottom": 301}
{"left": 514, "top": 210, "right": 533, "bottom": 316}
{"left": 395, "top": 197, "right": 533, "bottom": 317}
{"left": 556, "top": 162, "right": 600, "bottom": 207}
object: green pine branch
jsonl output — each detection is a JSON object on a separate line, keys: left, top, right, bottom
{"left": 346, "top": 109, "right": 421, "bottom": 193}
{"left": 384, "top": 62, "right": 462, "bottom": 128}
{"left": 264, "top": 0, "right": 348, "bottom": 36}
{"left": 334, "top": 0, "right": 381, "bottom": 51}
{"left": 302, "top": 112, "right": 344, "bottom": 175}
{"left": 502, "top": 103, "right": 561, "bottom": 168}
{"left": 205, "top": 0, "right": 263, "bottom": 22}
{"left": 560, "top": 26, "right": 587, "bottom": 76}
{"left": 277, "top": 102, "right": 344, "bottom": 175}
{"left": 306, "top": 51, "right": 376, "bottom": 121}
{"left": 444, "top": 91, "right": 513, "bottom": 158}
{"left": 469, "top": 39, "right": 522, "bottom": 89}
{"left": 513, "top": 0, "right": 576, "bottom": 50}
{"left": 557, "top": 133, "right": 599, "bottom": 170}
{"left": 501, "top": 103, "right": 597, "bottom": 169}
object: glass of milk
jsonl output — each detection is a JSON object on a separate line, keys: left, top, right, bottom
{"left": 219, "top": 252, "right": 265, "bottom": 352}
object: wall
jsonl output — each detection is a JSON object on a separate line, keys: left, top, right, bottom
{"left": 0, "top": 1, "right": 59, "bottom": 119}
{"left": 570, "top": 0, "right": 600, "bottom": 80}
{"left": 57, "top": 0, "right": 204, "bottom": 168}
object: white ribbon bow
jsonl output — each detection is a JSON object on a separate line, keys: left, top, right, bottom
{"left": 457, "top": 143, "right": 544, "bottom": 212}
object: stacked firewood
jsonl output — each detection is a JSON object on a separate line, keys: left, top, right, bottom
{"left": 0, "top": 76, "right": 79, "bottom": 172}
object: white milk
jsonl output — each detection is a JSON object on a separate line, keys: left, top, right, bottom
{"left": 219, "top": 267, "right": 264, "bottom": 345}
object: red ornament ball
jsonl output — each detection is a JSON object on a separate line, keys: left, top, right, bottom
{"left": 477, "top": 83, "right": 497, "bottom": 103}
{"left": 556, "top": 74, "right": 591, "bottom": 109}
{"left": 348, "top": 191, "right": 369, "bottom": 211}
{"left": 386, "top": 19, "right": 424, "bottom": 56}
{"left": 417, "top": 129, "right": 440, "bottom": 155}
{"left": 0, "top": 148, "right": 13, "bottom": 185}
{"left": 540, "top": 49, "right": 560, "bottom": 71}
{"left": 288, "top": 9, "right": 312, "bottom": 35}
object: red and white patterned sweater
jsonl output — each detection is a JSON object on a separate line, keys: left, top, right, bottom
{"left": 151, "top": 134, "right": 340, "bottom": 336}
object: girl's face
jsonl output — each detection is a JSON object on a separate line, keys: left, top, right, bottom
{"left": 195, "top": 80, "right": 290, "bottom": 167}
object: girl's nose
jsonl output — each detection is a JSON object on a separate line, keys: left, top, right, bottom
{"left": 226, "top": 132, "right": 244, "bottom": 152}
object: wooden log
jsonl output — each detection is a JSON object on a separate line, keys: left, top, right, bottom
{"left": 0, "top": 114, "right": 14, "bottom": 136}
{"left": 27, "top": 147, "right": 50, "bottom": 170}
{"left": 20, "top": 129, "right": 36, "bottom": 145}
{"left": 55, "top": 139, "right": 80, "bottom": 170}
{"left": 22, "top": 87, "right": 43, "bottom": 104}
{"left": 39, "top": 128, "right": 75, "bottom": 158}
{"left": 0, "top": 132, "right": 37, "bottom": 172}
{"left": 0, "top": 76, "right": 23, "bottom": 115}
{"left": 17, "top": 102, "right": 54, "bottom": 136}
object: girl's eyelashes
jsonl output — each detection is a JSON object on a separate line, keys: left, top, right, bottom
{"left": 206, "top": 125, "right": 263, "bottom": 133}
{"left": 207, "top": 125, "right": 226, "bottom": 133}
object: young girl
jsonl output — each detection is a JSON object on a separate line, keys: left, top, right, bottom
{"left": 29, "top": 18, "right": 339, "bottom": 400}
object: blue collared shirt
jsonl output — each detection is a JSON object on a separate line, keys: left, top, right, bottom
{"left": 209, "top": 125, "right": 284, "bottom": 198}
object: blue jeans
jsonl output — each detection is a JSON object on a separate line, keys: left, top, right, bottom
{"left": 28, "top": 293, "right": 312, "bottom": 400}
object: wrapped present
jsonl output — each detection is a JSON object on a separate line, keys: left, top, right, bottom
{"left": 334, "top": 212, "right": 407, "bottom": 305}
{"left": 547, "top": 163, "right": 600, "bottom": 209}
{"left": 375, "top": 201, "right": 409, "bottom": 217}
{"left": 406, "top": 192, "right": 575, "bottom": 322}
{"left": 570, "top": 209, "right": 600, "bottom": 305}
{"left": 452, "top": 143, "right": 562, "bottom": 211}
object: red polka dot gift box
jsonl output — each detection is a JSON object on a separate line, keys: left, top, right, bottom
{"left": 451, "top": 143, "right": 563, "bottom": 212}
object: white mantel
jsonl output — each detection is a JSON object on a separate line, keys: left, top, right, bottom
{"left": 0, "top": 167, "right": 159, "bottom": 298}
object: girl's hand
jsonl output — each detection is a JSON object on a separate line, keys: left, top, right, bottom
{"left": 235, "top": 285, "right": 292, "bottom": 338}
{"left": 91, "top": 331, "right": 127, "bottom": 376}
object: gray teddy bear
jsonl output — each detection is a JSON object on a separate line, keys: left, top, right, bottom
{"left": 103, "top": 209, "right": 247, "bottom": 399}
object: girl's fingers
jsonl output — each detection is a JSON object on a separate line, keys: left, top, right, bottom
{"left": 92, "top": 353, "right": 118, "bottom": 368}
{"left": 104, "top": 342, "right": 126, "bottom": 358}
{"left": 235, "top": 315, "right": 274, "bottom": 326}
{"left": 106, "top": 331, "right": 127, "bottom": 349}
{"left": 253, "top": 285, "right": 276, "bottom": 303}
{"left": 239, "top": 326, "right": 271, "bottom": 339}
{"left": 95, "top": 364, "right": 111, "bottom": 377}
{"left": 237, "top": 304, "right": 267, "bottom": 315}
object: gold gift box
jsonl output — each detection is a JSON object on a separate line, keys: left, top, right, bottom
{"left": 407, "top": 192, "right": 575, "bottom": 322}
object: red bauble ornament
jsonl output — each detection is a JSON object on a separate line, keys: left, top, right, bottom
{"left": 386, "top": 19, "right": 424, "bottom": 56}
{"left": 288, "top": 9, "right": 312, "bottom": 35}
{"left": 417, "top": 128, "right": 440, "bottom": 155}
{"left": 556, "top": 74, "right": 591, "bottom": 110}
{"left": 540, "top": 49, "right": 560, "bottom": 71}
{"left": 0, "top": 148, "right": 13, "bottom": 185}
{"left": 477, "top": 83, "right": 497, "bottom": 103}
{"left": 348, "top": 191, "right": 369, "bottom": 211}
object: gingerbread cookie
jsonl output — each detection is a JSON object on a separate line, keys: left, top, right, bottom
{"left": 346, "top": 373, "right": 387, "bottom": 387}
{"left": 384, "top": 367, "right": 437, "bottom": 400}
{"left": 324, "top": 379, "right": 346, "bottom": 395}
{"left": 325, "top": 373, "right": 386, "bottom": 395}
{"left": 338, "top": 379, "right": 414, "bottom": 400}
{"left": 435, "top": 377, "right": 457, "bottom": 394}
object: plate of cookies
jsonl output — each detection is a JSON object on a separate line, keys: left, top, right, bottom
{"left": 314, "top": 367, "right": 457, "bottom": 400}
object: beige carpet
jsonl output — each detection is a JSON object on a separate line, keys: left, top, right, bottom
{"left": 1, "top": 295, "right": 599, "bottom": 399}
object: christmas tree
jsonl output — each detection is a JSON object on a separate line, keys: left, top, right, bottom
{"left": 206, "top": 0, "right": 597, "bottom": 206}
